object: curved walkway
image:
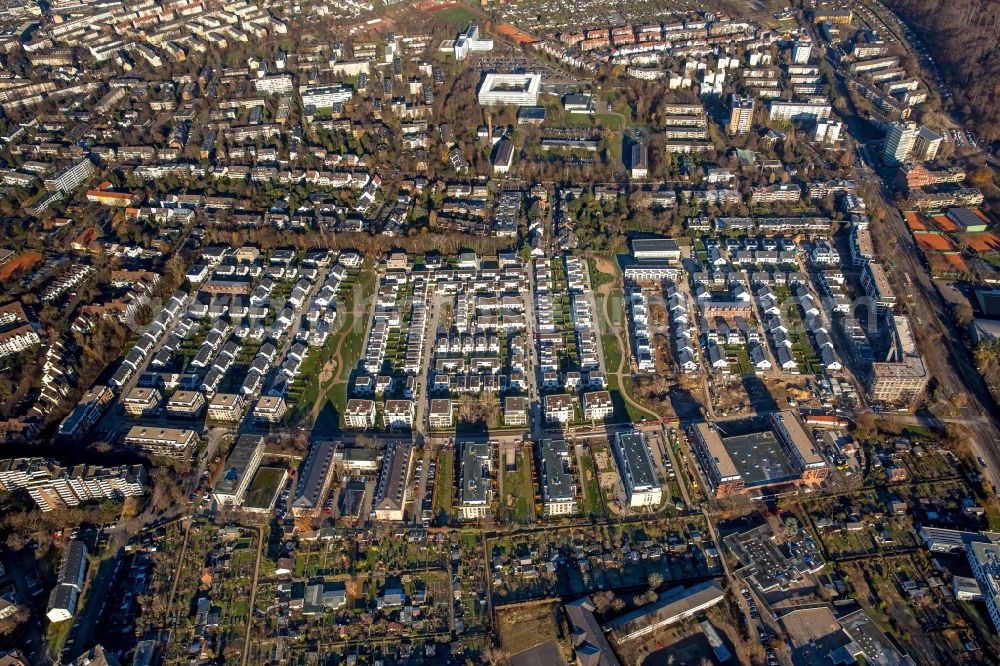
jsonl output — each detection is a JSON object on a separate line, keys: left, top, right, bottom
{"left": 591, "top": 256, "right": 658, "bottom": 421}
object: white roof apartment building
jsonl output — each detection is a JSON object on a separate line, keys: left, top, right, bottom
{"left": 0, "top": 458, "right": 145, "bottom": 512}
{"left": 544, "top": 393, "right": 573, "bottom": 425}
{"left": 299, "top": 84, "right": 354, "bottom": 108}
{"left": 582, "top": 390, "right": 614, "bottom": 422}
{"left": 384, "top": 399, "right": 415, "bottom": 431}
{"left": 124, "top": 426, "right": 197, "bottom": 458}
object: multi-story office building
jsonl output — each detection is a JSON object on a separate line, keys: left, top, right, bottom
{"left": 453, "top": 24, "right": 493, "bottom": 60}
{"left": 477, "top": 73, "right": 542, "bottom": 107}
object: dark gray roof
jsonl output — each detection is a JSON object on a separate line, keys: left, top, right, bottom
{"left": 539, "top": 439, "right": 575, "bottom": 503}
{"left": 293, "top": 440, "right": 336, "bottom": 510}
{"left": 614, "top": 432, "right": 658, "bottom": 492}
{"left": 564, "top": 597, "right": 621, "bottom": 666}
{"left": 214, "top": 435, "right": 264, "bottom": 497}
{"left": 632, "top": 238, "right": 680, "bottom": 254}
{"left": 459, "top": 441, "right": 491, "bottom": 506}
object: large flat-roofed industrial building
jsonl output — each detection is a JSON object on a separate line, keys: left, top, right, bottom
{"left": 477, "top": 72, "right": 542, "bottom": 107}
{"left": 213, "top": 435, "right": 265, "bottom": 507}
{"left": 612, "top": 431, "right": 662, "bottom": 508}
{"left": 691, "top": 412, "right": 829, "bottom": 498}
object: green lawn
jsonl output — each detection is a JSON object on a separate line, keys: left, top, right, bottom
{"left": 579, "top": 453, "right": 607, "bottom": 518}
{"left": 432, "top": 449, "right": 455, "bottom": 525}
{"left": 596, "top": 113, "right": 625, "bottom": 131}
{"left": 501, "top": 449, "right": 535, "bottom": 524}
{"left": 602, "top": 333, "right": 623, "bottom": 372}
{"left": 587, "top": 258, "right": 615, "bottom": 289}
{"left": 296, "top": 268, "right": 376, "bottom": 429}
{"left": 244, "top": 467, "right": 286, "bottom": 509}
{"left": 434, "top": 6, "right": 482, "bottom": 28}
{"left": 46, "top": 614, "right": 73, "bottom": 655}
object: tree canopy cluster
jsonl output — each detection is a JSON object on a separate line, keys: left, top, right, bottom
{"left": 884, "top": 0, "right": 1000, "bottom": 143}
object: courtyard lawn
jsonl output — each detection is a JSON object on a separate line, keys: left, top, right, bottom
{"left": 501, "top": 448, "right": 536, "bottom": 524}
{"left": 579, "top": 453, "right": 607, "bottom": 518}
{"left": 432, "top": 449, "right": 455, "bottom": 524}
{"left": 244, "top": 467, "right": 286, "bottom": 510}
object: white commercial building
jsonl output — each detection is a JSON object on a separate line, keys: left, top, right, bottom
{"left": 477, "top": 73, "right": 542, "bottom": 107}
{"left": 454, "top": 24, "right": 493, "bottom": 60}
